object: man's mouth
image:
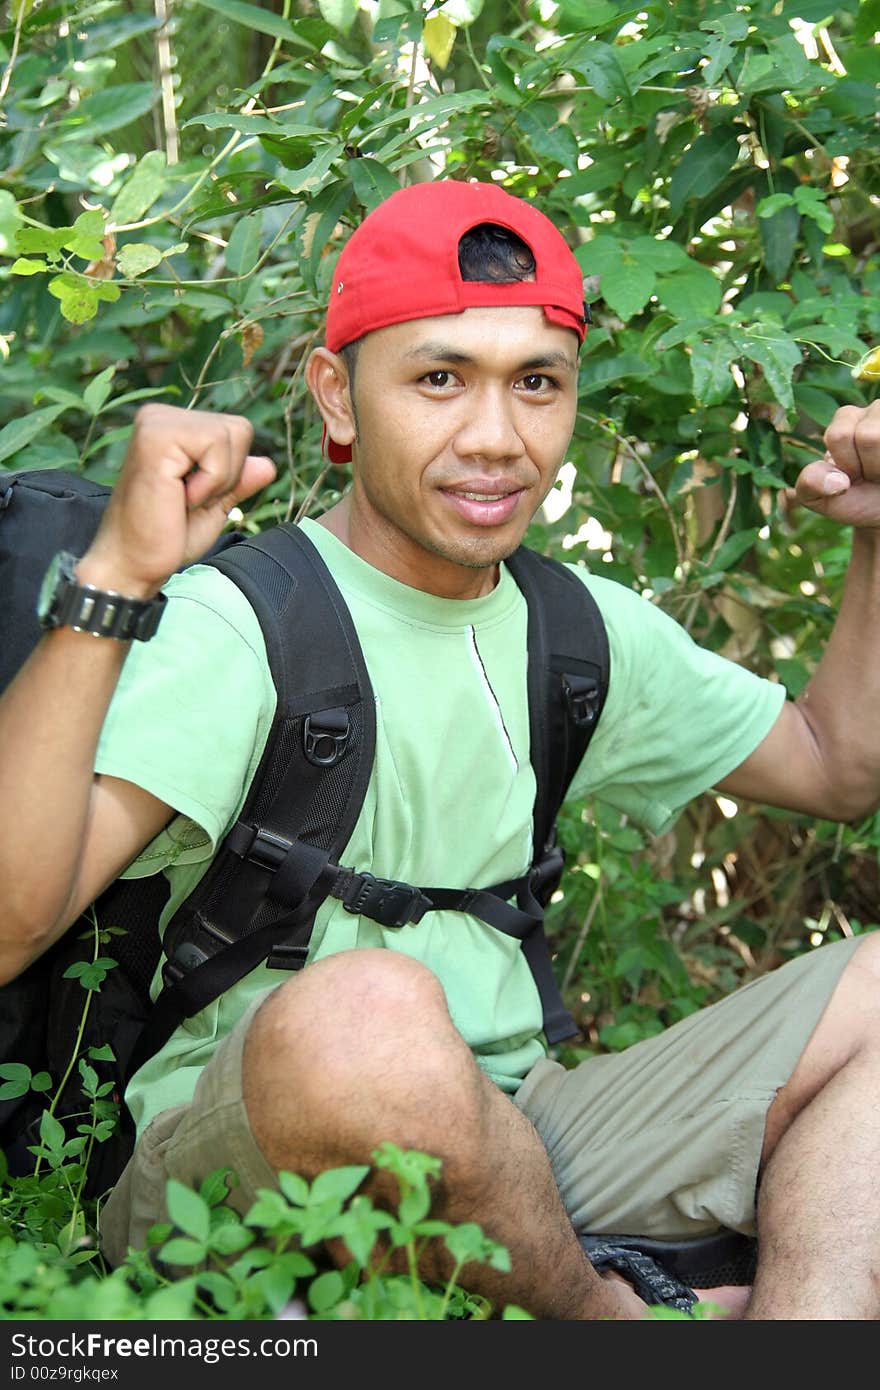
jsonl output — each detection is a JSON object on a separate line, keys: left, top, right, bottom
{"left": 439, "top": 484, "right": 525, "bottom": 526}
{"left": 452, "top": 490, "right": 514, "bottom": 502}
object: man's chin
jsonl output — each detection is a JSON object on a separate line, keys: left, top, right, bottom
{"left": 424, "top": 528, "right": 525, "bottom": 572}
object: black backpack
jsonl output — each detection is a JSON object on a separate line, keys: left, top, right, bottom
{"left": 0, "top": 466, "right": 609, "bottom": 1195}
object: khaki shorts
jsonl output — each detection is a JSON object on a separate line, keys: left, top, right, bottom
{"left": 99, "top": 934, "right": 862, "bottom": 1265}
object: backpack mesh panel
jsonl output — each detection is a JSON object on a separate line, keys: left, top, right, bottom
{"left": 225, "top": 545, "right": 295, "bottom": 615}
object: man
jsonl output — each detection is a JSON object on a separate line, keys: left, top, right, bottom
{"left": 2, "top": 179, "right": 880, "bottom": 1320}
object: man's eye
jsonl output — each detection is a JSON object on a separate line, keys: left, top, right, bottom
{"left": 423, "top": 371, "right": 453, "bottom": 388}
{"left": 520, "top": 374, "right": 554, "bottom": 392}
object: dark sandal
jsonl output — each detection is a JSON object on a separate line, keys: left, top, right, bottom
{"left": 579, "top": 1235, "right": 698, "bottom": 1314}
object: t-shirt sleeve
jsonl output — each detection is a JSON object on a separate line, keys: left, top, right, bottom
{"left": 566, "top": 569, "right": 788, "bottom": 834}
{"left": 94, "top": 565, "right": 277, "bottom": 877}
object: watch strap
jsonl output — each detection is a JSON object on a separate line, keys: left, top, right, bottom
{"left": 51, "top": 573, "right": 166, "bottom": 641}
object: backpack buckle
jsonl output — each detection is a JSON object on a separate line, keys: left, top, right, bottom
{"left": 162, "top": 941, "right": 210, "bottom": 987}
{"left": 304, "top": 708, "right": 350, "bottom": 767}
{"left": 562, "top": 673, "right": 599, "bottom": 729}
{"left": 528, "top": 845, "right": 566, "bottom": 905}
{"left": 341, "top": 873, "right": 432, "bottom": 928}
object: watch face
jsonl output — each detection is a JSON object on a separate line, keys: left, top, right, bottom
{"left": 37, "top": 550, "right": 76, "bottom": 627}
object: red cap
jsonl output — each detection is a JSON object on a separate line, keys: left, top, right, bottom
{"left": 321, "top": 179, "right": 587, "bottom": 464}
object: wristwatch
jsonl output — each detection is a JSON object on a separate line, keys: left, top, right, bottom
{"left": 37, "top": 550, "right": 167, "bottom": 642}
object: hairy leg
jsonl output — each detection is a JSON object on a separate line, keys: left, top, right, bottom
{"left": 748, "top": 933, "right": 880, "bottom": 1319}
{"left": 242, "top": 949, "right": 646, "bottom": 1320}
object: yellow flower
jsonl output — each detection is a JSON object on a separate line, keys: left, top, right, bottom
{"left": 852, "top": 347, "right": 880, "bottom": 380}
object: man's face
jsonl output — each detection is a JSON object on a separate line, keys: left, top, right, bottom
{"left": 338, "top": 305, "right": 579, "bottom": 598}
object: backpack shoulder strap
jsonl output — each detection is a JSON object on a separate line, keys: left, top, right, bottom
{"left": 126, "top": 523, "right": 376, "bottom": 1077}
{"left": 505, "top": 546, "right": 609, "bottom": 857}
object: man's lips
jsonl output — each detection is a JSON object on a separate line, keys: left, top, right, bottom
{"left": 439, "top": 483, "right": 526, "bottom": 526}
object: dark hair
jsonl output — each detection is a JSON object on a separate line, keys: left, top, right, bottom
{"left": 457, "top": 222, "right": 536, "bottom": 283}
{"left": 340, "top": 221, "right": 536, "bottom": 387}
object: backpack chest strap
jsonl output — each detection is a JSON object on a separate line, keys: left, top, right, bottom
{"left": 158, "top": 829, "right": 577, "bottom": 1062}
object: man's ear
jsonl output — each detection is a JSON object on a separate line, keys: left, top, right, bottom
{"left": 305, "top": 347, "right": 357, "bottom": 454}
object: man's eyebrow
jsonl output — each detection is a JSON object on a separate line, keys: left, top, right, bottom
{"left": 402, "top": 343, "right": 577, "bottom": 372}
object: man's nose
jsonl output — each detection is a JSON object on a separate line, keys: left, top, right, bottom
{"left": 453, "top": 386, "right": 525, "bottom": 460}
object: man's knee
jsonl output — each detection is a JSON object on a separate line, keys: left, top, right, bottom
{"left": 253, "top": 948, "right": 449, "bottom": 1047}
{"left": 244, "top": 948, "right": 475, "bottom": 1119}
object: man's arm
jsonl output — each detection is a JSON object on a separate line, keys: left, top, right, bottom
{"left": 0, "top": 404, "right": 275, "bottom": 984}
{"left": 716, "top": 402, "right": 880, "bottom": 823}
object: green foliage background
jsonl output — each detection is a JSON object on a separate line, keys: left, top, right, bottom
{"left": 1, "top": 0, "right": 879, "bottom": 1318}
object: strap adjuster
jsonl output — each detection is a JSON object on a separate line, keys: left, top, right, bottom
{"left": 242, "top": 828, "right": 292, "bottom": 871}
{"left": 341, "top": 873, "right": 432, "bottom": 928}
{"left": 529, "top": 845, "right": 566, "bottom": 905}
{"left": 304, "top": 707, "right": 350, "bottom": 767}
{"left": 562, "top": 673, "right": 599, "bottom": 729}
{"left": 162, "top": 940, "right": 210, "bottom": 988}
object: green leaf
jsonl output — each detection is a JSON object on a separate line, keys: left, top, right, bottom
{"left": 116, "top": 243, "right": 163, "bottom": 278}
{"left": 159, "top": 1236, "right": 207, "bottom": 1266}
{"left": 0, "top": 192, "right": 22, "bottom": 256}
{"left": 83, "top": 365, "right": 116, "bottom": 416}
{"left": 277, "top": 142, "right": 344, "bottom": 196}
{"left": 47, "top": 274, "right": 101, "bottom": 324}
{"left": 309, "top": 1165, "right": 369, "bottom": 1207}
{"left": 793, "top": 185, "right": 834, "bottom": 233}
{"left": 317, "top": 0, "right": 358, "bottom": 31}
{"left": 557, "top": 0, "right": 629, "bottom": 30}
{"left": 39, "top": 1109, "right": 66, "bottom": 1150}
{"left": 631, "top": 238, "right": 691, "bottom": 272}
{"left": 668, "top": 129, "right": 740, "bottom": 217}
{"left": 190, "top": 0, "right": 310, "bottom": 40}
{"left": 349, "top": 157, "right": 400, "bottom": 213}
{"left": 732, "top": 327, "right": 803, "bottom": 413}
{"left": 517, "top": 102, "right": 580, "bottom": 169}
{"left": 208, "top": 1223, "right": 253, "bottom": 1256}
{"left": 0, "top": 406, "right": 66, "bottom": 464}
{"left": 10, "top": 258, "right": 45, "bottom": 276}
{"left": 658, "top": 265, "right": 722, "bottom": 319}
{"left": 711, "top": 528, "right": 760, "bottom": 571}
{"left": 367, "top": 90, "right": 486, "bottom": 139}
{"left": 308, "top": 1269, "right": 346, "bottom": 1313}
{"left": 0, "top": 1064, "right": 32, "bottom": 1099}
{"left": 187, "top": 113, "right": 326, "bottom": 136}
{"left": 398, "top": 1185, "right": 431, "bottom": 1226}
{"left": 793, "top": 384, "right": 839, "bottom": 428}
{"left": 224, "top": 214, "right": 262, "bottom": 276}
{"left": 756, "top": 193, "right": 795, "bottom": 220}
{"left": 57, "top": 83, "right": 157, "bottom": 140}
{"left": 701, "top": 36, "right": 735, "bottom": 86}
{"left": 300, "top": 179, "right": 354, "bottom": 292}
{"left": 690, "top": 337, "right": 735, "bottom": 405}
{"left": 166, "top": 1180, "right": 211, "bottom": 1242}
{"left": 278, "top": 1171, "right": 310, "bottom": 1206}
{"left": 15, "top": 226, "right": 69, "bottom": 260}
{"left": 66, "top": 211, "right": 107, "bottom": 262}
{"left": 569, "top": 39, "right": 631, "bottom": 108}
{"left": 110, "top": 151, "right": 168, "bottom": 225}
{"left": 444, "top": 1221, "right": 493, "bottom": 1265}
{"left": 577, "top": 351, "right": 655, "bottom": 394}
{"left": 600, "top": 259, "right": 655, "bottom": 321}
{"left": 575, "top": 235, "right": 622, "bottom": 278}
{"left": 760, "top": 204, "right": 800, "bottom": 283}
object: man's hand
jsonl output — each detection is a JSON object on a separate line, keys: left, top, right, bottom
{"left": 79, "top": 404, "right": 276, "bottom": 597}
{"left": 790, "top": 400, "right": 880, "bottom": 531}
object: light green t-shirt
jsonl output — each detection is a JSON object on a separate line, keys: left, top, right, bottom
{"left": 95, "top": 519, "right": 786, "bottom": 1134}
